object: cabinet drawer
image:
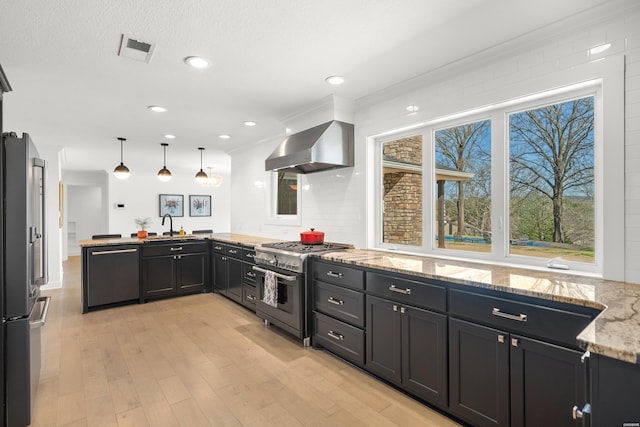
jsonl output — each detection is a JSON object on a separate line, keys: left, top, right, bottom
{"left": 211, "top": 241, "right": 228, "bottom": 254}
{"left": 312, "top": 261, "right": 364, "bottom": 290}
{"left": 243, "top": 284, "right": 257, "bottom": 310}
{"left": 143, "top": 241, "right": 207, "bottom": 257}
{"left": 366, "top": 272, "right": 446, "bottom": 313}
{"left": 313, "top": 312, "right": 365, "bottom": 365}
{"left": 242, "top": 247, "right": 256, "bottom": 263}
{"left": 242, "top": 262, "right": 257, "bottom": 285}
{"left": 449, "top": 289, "right": 597, "bottom": 347}
{"left": 314, "top": 281, "right": 365, "bottom": 328}
{"left": 225, "top": 245, "right": 242, "bottom": 259}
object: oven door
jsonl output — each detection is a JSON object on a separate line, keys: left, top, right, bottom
{"left": 253, "top": 265, "right": 305, "bottom": 339}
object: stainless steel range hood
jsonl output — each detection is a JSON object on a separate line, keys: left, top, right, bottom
{"left": 265, "top": 120, "right": 354, "bottom": 174}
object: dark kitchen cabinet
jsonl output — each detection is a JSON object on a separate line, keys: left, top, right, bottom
{"left": 312, "top": 260, "right": 366, "bottom": 366}
{"left": 449, "top": 317, "right": 588, "bottom": 427}
{"left": 142, "top": 241, "right": 208, "bottom": 301}
{"left": 449, "top": 318, "right": 511, "bottom": 427}
{"left": 82, "top": 244, "right": 140, "bottom": 312}
{"left": 210, "top": 240, "right": 244, "bottom": 305}
{"left": 591, "top": 354, "right": 640, "bottom": 425}
{"left": 366, "top": 294, "right": 448, "bottom": 407}
{"left": 449, "top": 287, "right": 597, "bottom": 427}
{"left": 241, "top": 247, "right": 258, "bottom": 310}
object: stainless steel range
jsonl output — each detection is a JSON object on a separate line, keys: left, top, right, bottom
{"left": 253, "top": 241, "right": 351, "bottom": 345}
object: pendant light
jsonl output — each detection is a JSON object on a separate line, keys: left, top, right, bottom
{"left": 157, "top": 143, "right": 172, "bottom": 182}
{"left": 195, "top": 147, "right": 208, "bottom": 184}
{"left": 113, "top": 137, "right": 130, "bottom": 179}
{"left": 202, "top": 167, "right": 223, "bottom": 187}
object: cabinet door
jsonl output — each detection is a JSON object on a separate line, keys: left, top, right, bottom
{"left": 449, "top": 318, "right": 510, "bottom": 427}
{"left": 177, "top": 252, "right": 206, "bottom": 292}
{"left": 226, "top": 257, "right": 243, "bottom": 303}
{"left": 510, "top": 336, "right": 586, "bottom": 427}
{"left": 402, "top": 305, "right": 448, "bottom": 407}
{"left": 366, "top": 295, "right": 402, "bottom": 384}
{"left": 213, "top": 254, "right": 227, "bottom": 294}
{"left": 142, "top": 255, "right": 176, "bottom": 297}
{"left": 86, "top": 246, "right": 139, "bottom": 309}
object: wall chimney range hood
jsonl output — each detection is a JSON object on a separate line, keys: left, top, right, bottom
{"left": 265, "top": 120, "right": 354, "bottom": 174}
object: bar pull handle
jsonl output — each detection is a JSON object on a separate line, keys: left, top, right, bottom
{"left": 214, "top": 246, "right": 223, "bottom": 250}
{"left": 572, "top": 403, "right": 591, "bottom": 419}
{"left": 327, "top": 331, "right": 344, "bottom": 341}
{"left": 492, "top": 307, "right": 527, "bottom": 322}
{"left": 170, "top": 246, "right": 183, "bottom": 251}
{"left": 327, "top": 297, "right": 344, "bottom": 306}
{"left": 247, "top": 294, "right": 256, "bottom": 301}
{"left": 228, "top": 249, "right": 238, "bottom": 254}
{"left": 389, "top": 284, "right": 411, "bottom": 295}
{"left": 252, "top": 266, "right": 297, "bottom": 282}
{"left": 30, "top": 296, "right": 51, "bottom": 329}
{"left": 92, "top": 248, "right": 137, "bottom": 255}
{"left": 326, "top": 271, "right": 343, "bottom": 278}
{"left": 581, "top": 351, "right": 590, "bottom": 363}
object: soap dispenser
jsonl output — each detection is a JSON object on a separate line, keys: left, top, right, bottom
{"left": 179, "top": 226, "right": 185, "bottom": 236}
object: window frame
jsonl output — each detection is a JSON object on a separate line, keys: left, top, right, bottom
{"left": 265, "top": 171, "right": 302, "bottom": 226}
{"left": 370, "top": 55, "right": 623, "bottom": 278}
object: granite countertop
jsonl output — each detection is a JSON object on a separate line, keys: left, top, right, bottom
{"left": 319, "top": 249, "right": 640, "bottom": 364}
{"left": 79, "top": 233, "right": 282, "bottom": 248}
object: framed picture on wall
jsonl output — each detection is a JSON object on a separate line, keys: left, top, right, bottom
{"left": 159, "top": 194, "right": 184, "bottom": 217}
{"left": 189, "top": 195, "right": 211, "bottom": 217}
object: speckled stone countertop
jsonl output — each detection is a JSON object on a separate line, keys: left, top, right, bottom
{"left": 318, "top": 249, "right": 640, "bottom": 365}
{"left": 79, "top": 233, "right": 282, "bottom": 248}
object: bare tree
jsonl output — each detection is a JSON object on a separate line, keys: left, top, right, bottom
{"left": 510, "top": 97, "right": 594, "bottom": 243}
{"left": 435, "top": 121, "right": 490, "bottom": 236}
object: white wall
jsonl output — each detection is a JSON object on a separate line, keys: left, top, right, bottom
{"left": 230, "top": 3, "right": 640, "bottom": 283}
{"left": 107, "top": 168, "right": 231, "bottom": 236}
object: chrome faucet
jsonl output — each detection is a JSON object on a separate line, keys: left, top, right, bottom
{"left": 161, "top": 213, "right": 174, "bottom": 236}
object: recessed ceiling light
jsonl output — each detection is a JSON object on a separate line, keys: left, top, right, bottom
{"left": 325, "top": 75, "right": 344, "bottom": 85}
{"left": 184, "top": 56, "right": 210, "bottom": 68}
{"left": 219, "top": 134, "right": 231, "bottom": 139}
{"left": 243, "top": 121, "right": 257, "bottom": 127}
{"left": 406, "top": 105, "right": 419, "bottom": 114}
{"left": 148, "top": 105, "right": 167, "bottom": 113}
{"left": 164, "top": 134, "right": 176, "bottom": 139}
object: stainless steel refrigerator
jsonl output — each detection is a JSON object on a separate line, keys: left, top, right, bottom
{"left": 1, "top": 65, "right": 50, "bottom": 427}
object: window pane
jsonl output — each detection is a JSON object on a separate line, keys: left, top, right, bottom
{"left": 382, "top": 136, "right": 422, "bottom": 246}
{"left": 509, "top": 96, "right": 595, "bottom": 263}
{"left": 434, "top": 120, "right": 491, "bottom": 252}
{"left": 277, "top": 172, "right": 297, "bottom": 215}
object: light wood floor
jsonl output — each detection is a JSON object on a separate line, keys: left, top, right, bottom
{"left": 32, "top": 256, "right": 462, "bottom": 427}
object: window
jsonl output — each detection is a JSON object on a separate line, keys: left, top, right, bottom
{"left": 508, "top": 97, "right": 595, "bottom": 263}
{"left": 381, "top": 136, "right": 423, "bottom": 246}
{"left": 276, "top": 172, "right": 298, "bottom": 215}
{"left": 373, "top": 77, "right": 611, "bottom": 275}
{"left": 434, "top": 120, "right": 491, "bottom": 253}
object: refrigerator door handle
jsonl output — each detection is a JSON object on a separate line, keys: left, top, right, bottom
{"left": 30, "top": 296, "right": 51, "bottom": 329}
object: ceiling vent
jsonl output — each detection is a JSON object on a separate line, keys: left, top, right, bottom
{"left": 118, "top": 34, "right": 156, "bottom": 63}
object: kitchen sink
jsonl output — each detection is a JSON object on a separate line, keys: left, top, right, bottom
{"left": 143, "top": 235, "right": 201, "bottom": 243}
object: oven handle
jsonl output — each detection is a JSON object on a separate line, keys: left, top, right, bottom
{"left": 252, "top": 266, "right": 298, "bottom": 282}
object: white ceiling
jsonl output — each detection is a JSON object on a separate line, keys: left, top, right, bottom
{"left": 1, "top": 0, "right": 614, "bottom": 176}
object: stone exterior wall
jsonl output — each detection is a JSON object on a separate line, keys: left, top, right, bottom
{"left": 383, "top": 136, "right": 423, "bottom": 246}
{"left": 383, "top": 137, "right": 422, "bottom": 165}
